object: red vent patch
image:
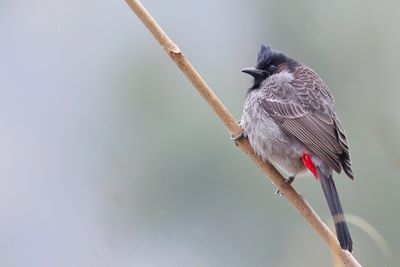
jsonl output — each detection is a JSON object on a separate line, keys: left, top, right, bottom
{"left": 301, "top": 152, "right": 319, "bottom": 179}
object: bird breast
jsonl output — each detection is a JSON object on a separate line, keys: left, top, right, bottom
{"left": 240, "top": 74, "right": 306, "bottom": 176}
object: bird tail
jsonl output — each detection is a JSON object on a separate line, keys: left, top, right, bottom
{"left": 318, "top": 169, "right": 353, "bottom": 252}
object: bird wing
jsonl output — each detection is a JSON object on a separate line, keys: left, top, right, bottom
{"left": 260, "top": 65, "right": 353, "bottom": 178}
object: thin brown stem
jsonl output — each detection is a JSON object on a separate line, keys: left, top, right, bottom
{"left": 124, "top": 0, "right": 361, "bottom": 266}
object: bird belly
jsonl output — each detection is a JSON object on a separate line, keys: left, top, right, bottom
{"left": 241, "top": 104, "right": 306, "bottom": 176}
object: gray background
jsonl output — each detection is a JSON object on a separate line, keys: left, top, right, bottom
{"left": 1, "top": 0, "right": 399, "bottom": 266}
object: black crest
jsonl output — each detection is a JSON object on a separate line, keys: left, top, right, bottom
{"left": 255, "top": 44, "right": 298, "bottom": 71}
{"left": 256, "top": 44, "right": 272, "bottom": 66}
{"left": 243, "top": 44, "right": 299, "bottom": 90}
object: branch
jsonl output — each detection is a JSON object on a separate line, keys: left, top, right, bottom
{"left": 124, "top": 1, "right": 362, "bottom": 266}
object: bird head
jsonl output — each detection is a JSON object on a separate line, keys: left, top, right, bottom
{"left": 242, "top": 44, "right": 298, "bottom": 90}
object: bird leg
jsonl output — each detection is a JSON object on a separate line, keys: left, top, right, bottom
{"left": 231, "top": 130, "right": 245, "bottom": 141}
{"left": 275, "top": 176, "right": 295, "bottom": 196}
{"left": 231, "top": 121, "right": 245, "bottom": 141}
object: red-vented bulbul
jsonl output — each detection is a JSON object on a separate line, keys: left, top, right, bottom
{"left": 234, "top": 45, "right": 354, "bottom": 252}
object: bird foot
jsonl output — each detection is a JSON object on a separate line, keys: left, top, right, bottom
{"left": 275, "top": 176, "right": 295, "bottom": 196}
{"left": 231, "top": 121, "right": 244, "bottom": 141}
{"left": 231, "top": 130, "right": 245, "bottom": 141}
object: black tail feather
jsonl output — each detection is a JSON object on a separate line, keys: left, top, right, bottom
{"left": 318, "top": 170, "right": 353, "bottom": 252}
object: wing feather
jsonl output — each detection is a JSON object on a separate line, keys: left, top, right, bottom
{"left": 260, "top": 65, "right": 353, "bottom": 178}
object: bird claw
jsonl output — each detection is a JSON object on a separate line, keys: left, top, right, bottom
{"left": 275, "top": 176, "right": 295, "bottom": 196}
{"left": 231, "top": 121, "right": 245, "bottom": 141}
{"left": 231, "top": 130, "right": 245, "bottom": 141}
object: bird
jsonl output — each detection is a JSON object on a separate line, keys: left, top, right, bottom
{"left": 233, "top": 44, "right": 354, "bottom": 252}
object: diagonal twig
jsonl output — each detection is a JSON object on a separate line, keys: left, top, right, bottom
{"left": 124, "top": 0, "right": 361, "bottom": 266}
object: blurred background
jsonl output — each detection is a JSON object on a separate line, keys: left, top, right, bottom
{"left": 1, "top": 0, "right": 399, "bottom": 266}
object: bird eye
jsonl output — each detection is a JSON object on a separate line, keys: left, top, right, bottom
{"left": 268, "top": 64, "right": 277, "bottom": 71}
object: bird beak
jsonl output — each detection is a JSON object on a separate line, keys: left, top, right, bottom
{"left": 241, "top": 67, "right": 265, "bottom": 78}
